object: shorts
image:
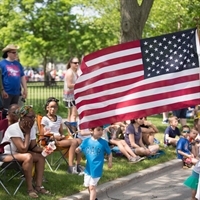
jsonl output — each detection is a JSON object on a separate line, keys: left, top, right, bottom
{"left": 172, "top": 108, "right": 187, "bottom": 119}
{"left": 63, "top": 100, "right": 76, "bottom": 108}
{"left": 83, "top": 173, "right": 100, "bottom": 187}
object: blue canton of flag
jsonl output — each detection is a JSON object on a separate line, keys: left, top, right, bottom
{"left": 141, "top": 28, "right": 198, "bottom": 79}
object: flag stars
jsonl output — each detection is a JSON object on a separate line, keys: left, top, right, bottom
{"left": 175, "top": 66, "right": 179, "bottom": 70}
{"left": 192, "top": 62, "right": 196, "bottom": 66}
{"left": 142, "top": 28, "right": 197, "bottom": 79}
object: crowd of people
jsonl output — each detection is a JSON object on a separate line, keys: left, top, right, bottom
{"left": 1, "top": 44, "right": 200, "bottom": 200}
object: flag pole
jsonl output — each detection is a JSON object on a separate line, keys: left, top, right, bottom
{"left": 194, "top": 17, "right": 200, "bottom": 42}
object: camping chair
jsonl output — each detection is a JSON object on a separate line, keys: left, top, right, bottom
{"left": 0, "top": 118, "right": 25, "bottom": 195}
{"left": 36, "top": 115, "right": 69, "bottom": 171}
{"left": 64, "top": 121, "right": 78, "bottom": 138}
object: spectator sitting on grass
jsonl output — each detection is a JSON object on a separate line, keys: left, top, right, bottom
{"left": 124, "top": 118, "right": 159, "bottom": 157}
{"left": 140, "top": 117, "right": 159, "bottom": 146}
{"left": 164, "top": 116, "right": 181, "bottom": 147}
{"left": 176, "top": 125, "right": 198, "bottom": 168}
{"left": 104, "top": 123, "right": 144, "bottom": 163}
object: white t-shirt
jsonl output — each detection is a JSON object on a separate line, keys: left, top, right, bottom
{"left": 1, "top": 122, "right": 36, "bottom": 154}
{"left": 41, "top": 115, "right": 62, "bottom": 136}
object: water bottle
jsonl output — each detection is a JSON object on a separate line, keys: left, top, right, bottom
{"left": 41, "top": 141, "right": 56, "bottom": 157}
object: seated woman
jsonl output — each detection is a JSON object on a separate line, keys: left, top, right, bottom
{"left": 1, "top": 105, "right": 50, "bottom": 198}
{"left": 140, "top": 117, "right": 159, "bottom": 146}
{"left": 40, "top": 97, "right": 83, "bottom": 174}
{"left": 124, "top": 118, "right": 159, "bottom": 157}
{"left": 105, "top": 123, "right": 144, "bottom": 163}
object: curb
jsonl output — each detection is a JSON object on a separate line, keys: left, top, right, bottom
{"left": 60, "top": 159, "right": 182, "bottom": 200}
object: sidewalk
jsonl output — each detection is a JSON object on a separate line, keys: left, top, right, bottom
{"left": 60, "top": 159, "right": 182, "bottom": 200}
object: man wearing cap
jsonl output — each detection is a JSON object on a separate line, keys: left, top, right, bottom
{"left": 0, "top": 44, "right": 27, "bottom": 118}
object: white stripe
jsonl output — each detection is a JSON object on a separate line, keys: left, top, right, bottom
{"left": 86, "top": 47, "right": 141, "bottom": 67}
{"left": 76, "top": 68, "right": 199, "bottom": 103}
{"left": 79, "top": 93, "right": 200, "bottom": 124}
{"left": 77, "top": 79, "right": 200, "bottom": 115}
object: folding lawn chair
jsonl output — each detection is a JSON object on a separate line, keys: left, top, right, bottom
{"left": 36, "top": 115, "right": 69, "bottom": 171}
{"left": 0, "top": 118, "right": 25, "bottom": 195}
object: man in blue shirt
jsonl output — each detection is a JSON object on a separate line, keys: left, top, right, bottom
{"left": 0, "top": 44, "right": 27, "bottom": 118}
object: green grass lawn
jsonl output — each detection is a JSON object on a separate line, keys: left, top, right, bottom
{"left": 0, "top": 114, "right": 194, "bottom": 200}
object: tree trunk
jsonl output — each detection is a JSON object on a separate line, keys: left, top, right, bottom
{"left": 120, "top": 0, "right": 154, "bottom": 43}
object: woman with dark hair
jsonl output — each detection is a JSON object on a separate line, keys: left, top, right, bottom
{"left": 63, "top": 57, "right": 79, "bottom": 123}
{"left": 124, "top": 118, "right": 159, "bottom": 157}
{"left": 1, "top": 105, "right": 50, "bottom": 198}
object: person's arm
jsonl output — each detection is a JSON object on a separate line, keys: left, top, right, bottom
{"left": 143, "top": 120, "right": 159, "bottom": 133}
{"left": 21, "top": 75, "right": 27, "bottom": 98}
{"left": 11, "top": 133, "right": 31, "bottom": 153}
{"left": 107, "top": 153, "right": 112, "bottom": 168}
{"left": 129, "top": 133, "right": 140, "bottom": 148}
{"left": 177, "top": 149, "right": 192, "bottom": 158}
{"left": 29, "top": 139, "right": 43, "bottom": 153}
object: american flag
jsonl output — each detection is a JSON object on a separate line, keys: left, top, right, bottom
{"left": 75, "top": 28, "right": 200, "bottom": 129}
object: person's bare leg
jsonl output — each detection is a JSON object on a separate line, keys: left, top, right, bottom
{"left": 110, "top": 140, "right": 132, "bottom": 159}
{"left": 70, "top": 106, "right": 78, "bottom": 122}
{"left": 163, "top": 112, "right": 169, "bottom": 121}
{"left": 32, "top": 152, "right": 45, "bottom": 187}
{"left": 89, "top": 185, "right": 96, "bottom": 200}
{"left": 67, "top": 107, "right": 72, "bottom": 122}
{"left": 56, "top": 139, "right": 78, "bottom": 166}
{"left": 13, "top": 153, "right": 34, "bottom": 191}
{"left": 180, "top": 118, "right": 187, "bottom": 126}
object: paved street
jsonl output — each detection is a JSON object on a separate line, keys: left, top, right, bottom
{"left": 98, "top": 167, "right": 192, "bottom": 200}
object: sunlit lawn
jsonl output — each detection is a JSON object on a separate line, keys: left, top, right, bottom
{"left": 0, "top": 113, "right": 194, "bottom": 200}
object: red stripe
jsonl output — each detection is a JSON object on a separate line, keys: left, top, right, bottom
{"left": 76, "top": 74, "right": 199, "bottom": 104}
{"left": 78, "top": 86, "right": 200, "bottom": 119}
{"left": 84, "top": 40, "right": 141, "bottom": 62}
{"left": 79, "top": 99, "right": 200, "bottom": 129}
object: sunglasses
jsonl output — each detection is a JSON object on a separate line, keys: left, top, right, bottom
{"left": 47, "top": 98, "right": 59, "bottom": 103}
{"left": 182, "top": 130, "right": 190, "bottom": 133}
{"left": 71, "top": 62, "right": 79, "bottom": 65}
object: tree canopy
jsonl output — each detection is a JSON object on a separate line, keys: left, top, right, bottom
{"left": 0, "top": 0, "right": 198, "bottom": 69}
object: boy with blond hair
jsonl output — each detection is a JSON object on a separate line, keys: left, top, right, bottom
{"left": 164, "top": 116, "right": 180, "bottom": 147}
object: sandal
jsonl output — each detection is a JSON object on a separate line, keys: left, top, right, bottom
{"left": 27, "top": 190, "right": 38, "bottom": 198}
{"left": 35, "top": 186, "right": 51, "bottom": 195}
